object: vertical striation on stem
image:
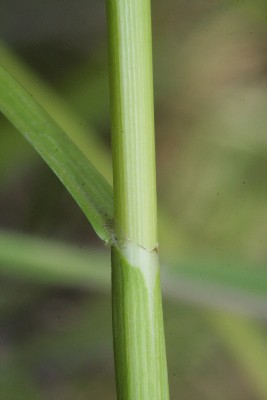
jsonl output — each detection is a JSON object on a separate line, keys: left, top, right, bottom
{"left": 106, "top": 0, "right": 169, "bottom": 398}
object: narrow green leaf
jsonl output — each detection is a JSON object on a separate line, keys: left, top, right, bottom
{"left": 0, "top": 42, "right": 113, "bottom": 183}
{"left": 0, "top": 65, "right": 114, "bottom": 243}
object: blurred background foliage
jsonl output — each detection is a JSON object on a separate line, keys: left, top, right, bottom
{"left": 1, "top": 0, "right": 267, "bottom": 398}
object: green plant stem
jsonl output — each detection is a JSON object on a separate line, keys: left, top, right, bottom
{"left": 106, "top": 0, "right": 169, "bottom": 398}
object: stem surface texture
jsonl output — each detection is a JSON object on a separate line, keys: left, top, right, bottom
{"left": 107, "top": 0, "right": 169, "bottom": 398}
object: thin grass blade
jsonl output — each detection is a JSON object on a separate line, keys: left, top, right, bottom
{"left": 0, "top": 65, "right": 114, "bottom": 243}
{"left": 0, "top": 42, "right": 112, "bottom": 182}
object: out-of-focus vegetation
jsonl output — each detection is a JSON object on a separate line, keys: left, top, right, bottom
{"left": 0, "top": 0, "right": 267, "bottom": 398}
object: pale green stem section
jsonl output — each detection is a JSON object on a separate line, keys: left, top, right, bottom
{"left": 106, "top": 0, "right": 169, "bottom": 398}
{"left": 107, "top": 0, "right": 157, "bottom": 249}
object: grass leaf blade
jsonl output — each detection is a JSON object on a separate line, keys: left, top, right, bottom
{"left": 0, "top": 65, "right": 114, "bottom": 243}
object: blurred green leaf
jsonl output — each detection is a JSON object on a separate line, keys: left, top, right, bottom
{"left": 0, "top": 230, "right": 109, "bottom": 289}
{"left": 1, "top": 230, "right": 267, "bottom": 320}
